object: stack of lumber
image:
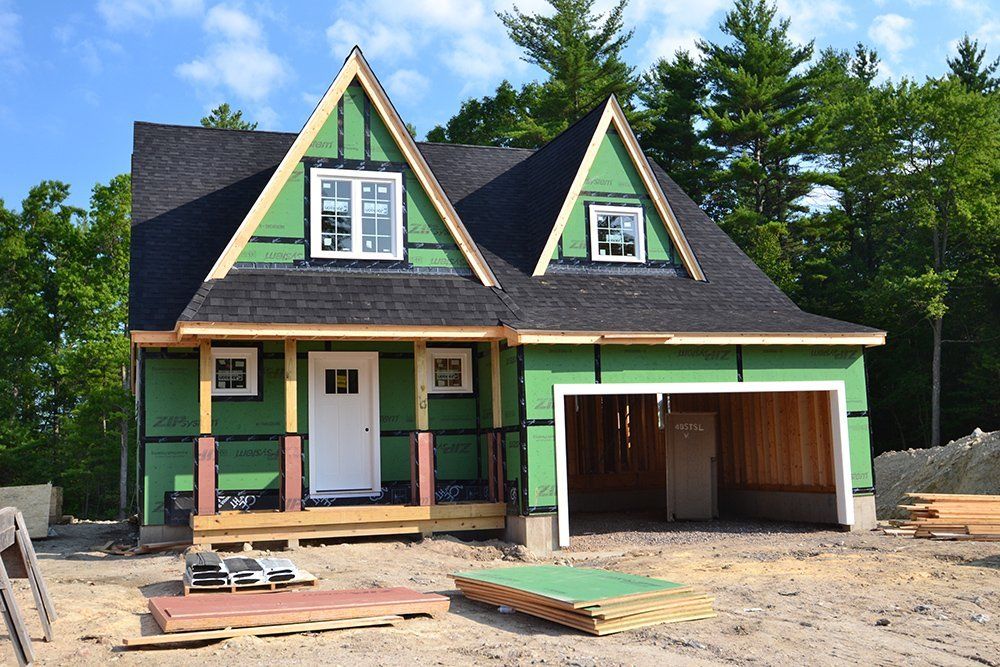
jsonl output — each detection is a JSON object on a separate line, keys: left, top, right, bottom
{"left": 893, "top": 493, "right": 1000, "bottom": 540}
{"left": 124, "top": 587, "right": 449, "bottom": 647}
{"left": 452, "top": 565, "right": 714, "bottom": 635}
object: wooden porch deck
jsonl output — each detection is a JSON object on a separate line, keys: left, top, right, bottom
{"left": 190, "top": 502, "right": 507, "bottom": 547}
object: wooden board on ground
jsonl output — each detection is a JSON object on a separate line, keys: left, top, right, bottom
{"left": 123, "top": 615, "right": 401, "bottom": 647}
{"left": 0, "top": 484, "right": 54, "bottom": 539}
{"left": 182, "top": 571, "right": 318, "bottom": 595}
{"left": 895, "top": 493, "right": 1000, "bottom": 541}
{"left": 149, "top": 586, "right": 450, "bottom": 633}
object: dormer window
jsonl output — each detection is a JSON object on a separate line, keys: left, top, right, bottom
{"left": 309, "top": 168, "right": 403, "bottom": 260}
{"left": 589, "top": 204, "right": 645, "bottom": 263}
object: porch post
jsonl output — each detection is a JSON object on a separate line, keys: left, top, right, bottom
{"left": 194, "top": 340, "right": 216, "bottom": 516}
{"left": 488, "top": 341, "right": 505, "bottom": 503}
{"left": 414, "top": 340, "right": 429, "bottom": 430}
{"left": 411, "top": 341, "right": 434, "bottom": 505}
{"left": 279, "top": 338, "right": 302, "bottom": 512}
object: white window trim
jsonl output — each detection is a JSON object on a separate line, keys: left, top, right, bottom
{"left": 210, "top": 347, "right": 258, "bottom": 397}
{"left": 309, "top": 167, "right": 404, "bottom": 260}
{"left": 588, "top": 203, "right": 646, "bottom": 264}
{"left": 427, "top": 348, "right": 473, "bottom": 394}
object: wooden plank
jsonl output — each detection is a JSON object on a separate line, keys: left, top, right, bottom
{"left": 198, "top": 340, "right": 212, "bottom": 434}
{"left": 11, "top": 510, "right": 56, "bottom": 639}
{"left": 149, "top": 587, "right": 449, "bottom": 633}
{"left": 490, "top": 341, "right": 502, "bottom": 428}
{"left": 410, "top": 432, "right": 435, "bottom": 507}
{"left": 508, "top": 330, "right": 887, "bottom": 347}
{"left": 122, "top": 615, "right": 401, "bottom": 647}
{"left": 279, "top": 435, "right": 303, "bottom": 512}
{"left": 414, "top": 341, "right": 429, "bottom": 431}
{"left": 191, "top": 502, "right": 506, "bottom": 531}
{"left": 284, "top": 339, "right": 297, "bottom": 433}
{"left": 194, "top": 437, "right": 216, "bottom": 516}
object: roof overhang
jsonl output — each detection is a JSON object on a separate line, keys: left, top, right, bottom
{"left": 132, "top": 325, "right": 885, "bottom": 347}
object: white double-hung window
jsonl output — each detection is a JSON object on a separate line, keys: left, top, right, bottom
{"left": 589, "top": 204, "right": 645, "bottom": 263}
{"left": 310, "top": 168, "right": 403, "bottom": 260}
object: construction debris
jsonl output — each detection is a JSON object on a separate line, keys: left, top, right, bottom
{"left": 451, "top": 565, "right": 715, "bottom": 635}
{"left": 889, "top": 493, "right": 1000, "bottom": 540}
{"left": 148, "top": 587, "right": 450, "bottom": 633}
{"left": 122, "top": 615, "right": 401, "bottom": 647}
{"left": 1, "top": 507, "right": 58, "bottom": 666}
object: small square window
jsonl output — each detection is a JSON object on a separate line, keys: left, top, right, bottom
{"left": 211, "top": 347, "right": 258, "bottom": 397}
{"left": 325, "top": 368, "right": 359, "bottom": 394}
{"left": 427, "top": 348, "right": 473, "bottom": 394}
{"left": 589, "top": 204, "right": 645, "bottom": 263}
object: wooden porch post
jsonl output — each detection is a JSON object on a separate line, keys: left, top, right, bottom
{"left": 280, "top": 338, "right": 302, "bottom": 512}
{"left": 411, "top": 341, "right": 434, "bottom": 506}
{"left": 488, "top": 340, "right": 505, "bottom": 503}
{"left": 414, "top": 340, "right": 429, "bottom": 430}
{"left": 194, "top": 340, "right": 216, "bottom": 516}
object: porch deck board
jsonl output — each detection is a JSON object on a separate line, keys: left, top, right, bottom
{"left": 190, "top": 502, "right": 506, "bottom": 546}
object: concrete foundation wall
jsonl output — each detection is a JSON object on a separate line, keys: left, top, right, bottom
{"left": 719, "top": 489, "right": 839, "bottom": 524}
{"left": 505, "top": 514, "right": 558, "bottom": 555}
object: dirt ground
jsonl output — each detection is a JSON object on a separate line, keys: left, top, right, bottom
{"left": 5, "top": 514, "right": 999, "bottom": 666}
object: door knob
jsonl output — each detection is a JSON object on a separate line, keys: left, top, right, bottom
{"left": 364, "top": 427, "right": 370, "bottom": 432}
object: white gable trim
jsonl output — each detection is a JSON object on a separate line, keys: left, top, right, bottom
{"left": 205, "top": 47, "right": 499, "bottom": 288}
{"left": 531, "top": 97, "right": 706, "bottom": 281}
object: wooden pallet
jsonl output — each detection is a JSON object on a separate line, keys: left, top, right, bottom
{"left": 183, "top": 571, "right": 318, "bottom": 596}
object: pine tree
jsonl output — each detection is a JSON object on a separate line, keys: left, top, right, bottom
{"left": 947, "top": 35, "right": 999, "bottom": 93}
{"left": 498, "top": 0, "right": 637, "bottom": 134}
{"left": 637, "top": 51, "right": 719, "bottom": 207}
{"left": 698, "top": 0, "right": 822, "bottom": 293}
{"left": 200, "top": 103, "right": 258, "bottom": 130}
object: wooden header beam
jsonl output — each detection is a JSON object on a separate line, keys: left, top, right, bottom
{"left": 198, "top": 340, "right": 212, "bottom": 434}
{"left": 505, "top": 329, "right": 886, "bottom": 347}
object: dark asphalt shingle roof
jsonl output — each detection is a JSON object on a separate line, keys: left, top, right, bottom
{"left": 130, "top": 120, "right": 879, "bottom": 336}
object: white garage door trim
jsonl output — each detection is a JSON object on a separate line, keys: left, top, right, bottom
{"left": 552, "top": 380, "right": 853, "bottom": 547}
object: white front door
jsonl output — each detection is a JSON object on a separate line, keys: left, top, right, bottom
{"left": 308, "top": 351, "right": 380, "bottom": 497}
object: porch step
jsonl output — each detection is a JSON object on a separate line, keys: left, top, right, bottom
{"left": 189, "top": 502, "right": 506, "bottom": 546}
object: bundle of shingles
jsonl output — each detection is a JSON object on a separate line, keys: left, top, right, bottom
{"left": 183, "top": 553, "right": 314, "bottom": 593}
{"left": 452, "top": 565, "right": 715, "bottom": 636}
{"left": 889, "top": 493, "right": 1000, "bottom": 541}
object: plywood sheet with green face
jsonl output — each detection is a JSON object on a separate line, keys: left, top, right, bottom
{"left": 451, "top": 565, "right": 684, "bottom": 606}
{"left": 523, "top": 345, "right": 596, "bottom": 421}
{"left": 500, "top": 347, "right": 520, "bottom": 427}
{"left": 434, "top": 433, "right": 479, "bottom": 479}
{"left": 526, "top": 425, "right": 557, "bottom": 507}
{"left": 552, "top": 132, "right": 676, "bottom": 263}
{"left": 848, "top": 416, "right": 874, "bottom": 489}
{"left": 741, "top": 346, "right": 868, "bottom": 411}
{"left": 600, "top": 346, "right": 738, "bottom": 385}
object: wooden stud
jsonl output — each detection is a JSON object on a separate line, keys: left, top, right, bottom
{"left": 198, "top": 340, "right": 212, "bottom": 434}
{"left": 122, "top": 615, "right": 401, "bottom": 647}
{"left": 490, "top": 340, "right": 502, "bottom": 428}
{"left": 194, "top": 437, "right": 216, "bottom": 516}
{"left": 413, "top": 341, "right": 429, "bottom": 431}
{"left": 284, "top": 338, "right": 297, "bottom": 433}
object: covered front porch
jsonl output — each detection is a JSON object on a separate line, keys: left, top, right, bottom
{"left": 136, "top": 326, "right": 512, "bottom": 547}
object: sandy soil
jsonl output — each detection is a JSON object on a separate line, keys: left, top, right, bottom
{"left": 5, "top": 514, "right": 999, "bottom": 666}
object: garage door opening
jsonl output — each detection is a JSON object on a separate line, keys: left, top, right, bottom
{"left": 554, "top": 381, "right": 853, "bottom": 547}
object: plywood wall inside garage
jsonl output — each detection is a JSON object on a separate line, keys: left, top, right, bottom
{"left": 670, "top": 391, "right": 836, "bottom": 493}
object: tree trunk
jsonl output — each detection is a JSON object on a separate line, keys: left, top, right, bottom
{"left": 119, "top": 365, "right": 129, "bottom": 520}
{"left": 930, "top": 317, "right": 942, "bottom": 447}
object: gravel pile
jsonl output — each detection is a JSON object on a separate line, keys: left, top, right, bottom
{"left": 874, "top": 428, "right": 1000, "bottom": 519}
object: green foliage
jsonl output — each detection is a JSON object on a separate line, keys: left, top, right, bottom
{"left": 0, "top": 176, "right": 133, "bottom": 518}
{"left": 200, "top": 103, "right": 258, "bottom": 130}
{"left": 947, "top": 34, "right": 999, "bottom": 93}
{"left": 429, "top": 0, "right": 637, "bottom": 147}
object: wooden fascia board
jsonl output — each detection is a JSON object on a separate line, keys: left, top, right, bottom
{"left": 204, "top": 48, "right": 498, "bottom": 288}
{"left": 353, "top": 56, "right": 499, "bottom": 289}
{"left": 504, "top": 327, "right": 886, "bottom": 347}
{"left": 531, "top": 101, "right": 614, "bottom": 276}
{"left": 175, "top": 322, "right": 506, "bottom": 341}
{"left": 530, "top": 97, "right": 706, "bottom": 281}
{"left": 606, "top": 97, "right": 705, "bottom": 281}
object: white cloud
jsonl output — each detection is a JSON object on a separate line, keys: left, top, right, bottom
{"left": 775, "top": 0, "right": 855, "bottom": 44}
{"left": 631, "top": 0, "right": 729, "bottom": 65}
{"left": 176, "top": 4, "right": 289, "bottom": 102}
{"left": 97, "top": 0, "right": 204, "bottom": 30}
{"left": 385, "top": 68, "right": 430, "bottom": 103}
{"left": 326, "top": 18, "right": 412, "bottom": 61}
{"left": 253, "top": 105, "right": 279, "bottom": 130}
{"left": 204, "top": 3, "right": 260, "bottom": 41}
{"left": 868, "top": 14, "right": 915, "bottom": 61}
{"left": 0, "top": 1, "right": 22, "bottom": 76}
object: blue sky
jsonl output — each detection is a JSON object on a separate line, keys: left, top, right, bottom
{"left": 0, "top": 0, "right": 996, "bottom": 210}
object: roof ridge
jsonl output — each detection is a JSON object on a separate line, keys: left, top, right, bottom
{"left": 417, "top": 141, "right": 536, "bottom": 152}
{"left": 134, "top": 120, "right": 295, "bottom": 137}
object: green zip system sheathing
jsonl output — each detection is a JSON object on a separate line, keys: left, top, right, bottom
{"left": 513, "top": 343, "right": 874, "bottom": 516}
{"left": 551, "top": 131, "right": 677, "bottom": 264}
{"left": 141, "top": 341, "right": 485, "bottom": 524}
{"left": 234, "top": 80, "right": 469, "bottom": 271}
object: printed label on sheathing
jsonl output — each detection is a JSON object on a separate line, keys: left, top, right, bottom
{"left": 677, "top": 347, "right": 732, "bottom": 361}
{"left": 810, "top": 348, "right": 859, "bottom": 360}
